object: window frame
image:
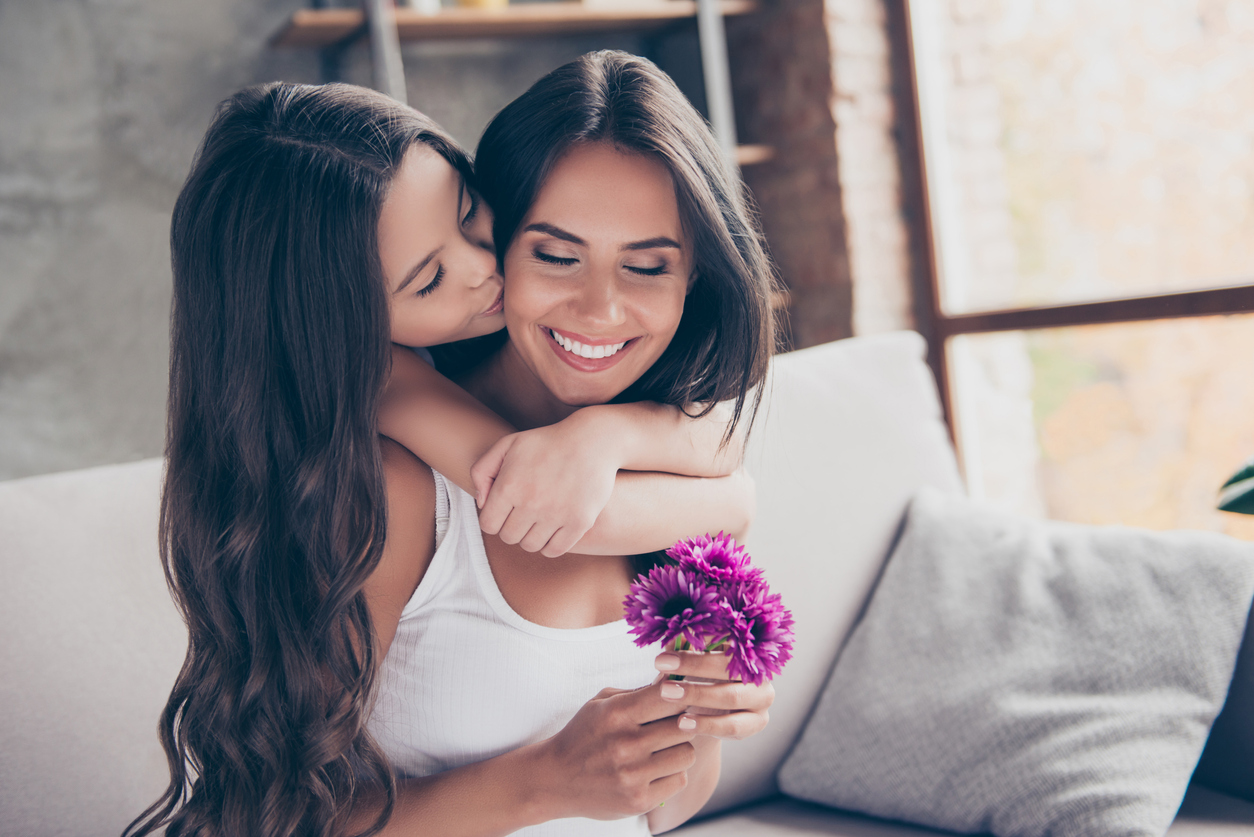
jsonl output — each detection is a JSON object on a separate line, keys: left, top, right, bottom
{"left": 889, "top": 0, "right": 1254, "bottom": 439}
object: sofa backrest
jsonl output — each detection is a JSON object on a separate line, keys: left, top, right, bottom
{"left": 0, "top": 457, "right": 180, "bottom": 836}
{"left": 0, "top": 331, "right": 964, "bottom": 834}
{"left": 703, "top": 330, "right": 965, "bottom": 816}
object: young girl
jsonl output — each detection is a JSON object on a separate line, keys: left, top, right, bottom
{"left": 129, "top": 58, "right": 775, "bottom": 836}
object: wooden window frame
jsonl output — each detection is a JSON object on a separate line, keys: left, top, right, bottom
{"left": 887, "top": 0, "right": 1254, "bottom": 436}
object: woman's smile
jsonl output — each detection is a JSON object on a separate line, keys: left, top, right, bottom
{"left": 543, "top": 325, "right": 638, "bottom": 371}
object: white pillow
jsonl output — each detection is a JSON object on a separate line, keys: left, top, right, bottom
{"left": 778, "top": 487, "right": 1254, "bottom": 836}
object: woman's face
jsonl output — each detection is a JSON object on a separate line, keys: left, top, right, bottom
{"left": 379, "top": 144, "right": 504, "bottom": 348}
{"left": 501, "top": 142, "right": 692, "bottom": 407}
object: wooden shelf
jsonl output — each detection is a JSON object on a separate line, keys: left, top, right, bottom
{"left": 735, "top": 143, "right": 774, "bottom": 167}
{"left": 271, "top": 1, "right": 760, "bottom": 48}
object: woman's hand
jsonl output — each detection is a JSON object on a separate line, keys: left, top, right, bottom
{"left": 529, "top": 680, "right": 703, "bottom": 822}
{"left": 654, "top": 650, "right": 774, "bottom": 741}
{"left": 472, "top": 412, "right": 624, "bottom": 557}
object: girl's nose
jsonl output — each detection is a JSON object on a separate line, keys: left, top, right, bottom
{"left": 464, "top": 235, "right": 500, "bottom": 289}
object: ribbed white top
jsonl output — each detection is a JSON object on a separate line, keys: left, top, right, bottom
{"left": 368, "top": 471, "right": 657, "bottom": 836}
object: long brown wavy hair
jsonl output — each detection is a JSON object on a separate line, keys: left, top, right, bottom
{"left": 124, "top": 82, "right": 473, "bottom": 837}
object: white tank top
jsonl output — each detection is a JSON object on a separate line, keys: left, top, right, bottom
{"left": 368, "top": 471, "right": 659, "bottom": 836}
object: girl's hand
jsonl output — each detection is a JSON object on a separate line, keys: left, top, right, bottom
{"left": 472, "top": 413, "right": 623, "bottom": 557}
{"left": 530, "top": 680, "right": 702, "bottom": 821}
{"left": 653, "top": 651, "right": 774, "bottom": 741}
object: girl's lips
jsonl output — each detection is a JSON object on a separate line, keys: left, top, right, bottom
{"left": 479, "top": 288, "right": 504, "bottom": 317}
{"left": 542, "top": 325, "right": 637, "bottom": 372}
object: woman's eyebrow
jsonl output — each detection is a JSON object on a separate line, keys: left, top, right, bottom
{"left": 394, "top": 248, "right": 441, "bottom": 294}
{"left": 523, "top": 223, "right": 681, "bottom": 252}
{"left": 523, "top": 222, "right": 585, "bottom": 245}
{"left": 623, "top": 237, "right": 682, "bottom": 252}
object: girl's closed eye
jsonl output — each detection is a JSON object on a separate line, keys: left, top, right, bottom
{"left": 415, "top": 265, "right": 444, "bottom": 297}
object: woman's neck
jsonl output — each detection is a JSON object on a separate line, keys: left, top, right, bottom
{"left": 457, "top": 340, "right": 579, "bottom": 431}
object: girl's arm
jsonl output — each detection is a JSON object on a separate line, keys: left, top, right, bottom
{"left": 379, "top": 345, "right": 752, "bottom": 557}
{"left": 355, "top": 441, "right": 703, "bottom": 836}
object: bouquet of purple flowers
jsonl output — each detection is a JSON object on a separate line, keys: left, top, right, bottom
{"left": 622, "top": 532, "right": 795, "bottom": 686}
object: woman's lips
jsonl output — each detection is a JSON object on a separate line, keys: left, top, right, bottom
{"left": 479, "top": 288, "right": 504, "bottom": 317}
{"left": 543, "top": 326, "right": 636, "bottom": 372}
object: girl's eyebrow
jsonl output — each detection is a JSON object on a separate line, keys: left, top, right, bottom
{"left": 522, "top": 222, "right": 682, "bottom": 252}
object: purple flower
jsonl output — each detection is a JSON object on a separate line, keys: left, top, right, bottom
{"left": 715, "top": 579, "right": 796, "bottom": 686}
{"left": 666, "top": 532, "right": 763, "bottom": 585}
{"left": 623, "top": 564, "right": 722, "bottom": 650}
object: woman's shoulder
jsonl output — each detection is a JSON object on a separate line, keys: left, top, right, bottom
{"left": 365, "top": 438, "right": 439, "bottom": 653}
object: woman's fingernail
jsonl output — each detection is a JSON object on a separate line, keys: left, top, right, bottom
{"left": 678, "top": 715, "right": 697, "bottom": 731}
{"left": 655, "top": 654, "right": 680, "bottom": 671}
{"left": 661, "top": 682, "right": 684, "bottom": 700}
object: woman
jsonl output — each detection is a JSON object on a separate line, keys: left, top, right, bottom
{"left": 358, "top": 51, "right": 779, "bottom": 835}
{"left": 130, "top": 51, "right": 777, "bottom": 837}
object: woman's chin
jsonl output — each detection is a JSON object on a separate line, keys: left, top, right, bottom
{"left": 545, "top": 379, "right": 629, "bottom": 409}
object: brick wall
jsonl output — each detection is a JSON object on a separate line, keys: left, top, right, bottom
{"left": 729, "top": 0, "right": 854, "bottom": 349}
{"left": 729, "top": 0, "right": 920, "bottom": 349}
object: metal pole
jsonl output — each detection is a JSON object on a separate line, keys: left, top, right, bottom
{"left": 365, "top": 0, "right": 408, "bottom": 104}
{"left": 696, "top": 0, "right": 738, "bottom": 165}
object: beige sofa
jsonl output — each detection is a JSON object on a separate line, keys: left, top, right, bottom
{"left": 1, "top": 331, "right": 1251, "bottom": 836}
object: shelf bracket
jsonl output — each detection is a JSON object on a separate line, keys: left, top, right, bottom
{"left": 364, "top": 0, "right": 408, "bottom": 104}
{"left": 696, "top": 0, "right": 738, "bottom": 166}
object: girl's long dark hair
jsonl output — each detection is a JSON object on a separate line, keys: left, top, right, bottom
{"left": 125, "top": 82, "right": 472, "bottom": 837}
{"left": 475, "top": 50, "right": 782, "bottom": 442}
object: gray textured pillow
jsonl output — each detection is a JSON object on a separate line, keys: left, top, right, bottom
{"left": 778, "top": 488, "right": 1254, "bottom": 837}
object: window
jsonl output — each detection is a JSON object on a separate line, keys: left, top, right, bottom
{"left": 902, "top": 0, "right": 1254, "bottom": 539}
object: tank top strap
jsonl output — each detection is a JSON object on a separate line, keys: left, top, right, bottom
{"left": 431, "top": 470, "right": 452, "bottom": 551}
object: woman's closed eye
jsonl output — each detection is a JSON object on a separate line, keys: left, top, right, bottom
{"left": 534, "top": 249, "right": 578, "bottom": 267}
{"left": 533, "top": 249, "right": 669, "bottom": 277}
{"left": 625, "top": 262, "right": 668, "bottom": 277}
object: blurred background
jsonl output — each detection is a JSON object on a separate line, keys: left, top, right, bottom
{"left": 1, "top": 0, "right": 1251, "bottom": 538}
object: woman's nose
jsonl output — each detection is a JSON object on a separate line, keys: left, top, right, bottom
{"left": 573, "top": 270, "right": 625, "bottom": 327}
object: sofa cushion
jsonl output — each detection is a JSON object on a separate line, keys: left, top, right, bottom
{"left": 0, "top": 458, "right": 184, "bottom": 837}
{"left": 777, "top": 487, "right": 1254, "bottom": 837}
{"left": 703, "top": 332, "right": 965, "bottom": 816}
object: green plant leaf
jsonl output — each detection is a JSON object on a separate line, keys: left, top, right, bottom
{"left": 1219, "top": 456, "right": 1254, "bottom": 515}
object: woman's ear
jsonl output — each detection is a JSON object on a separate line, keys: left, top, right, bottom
{"left": 686, "top": 270, "right": 698, "bottom": 295}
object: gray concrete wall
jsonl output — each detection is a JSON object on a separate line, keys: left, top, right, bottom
{"left": 0, "top": 0, "right": 639, "bottom": 480}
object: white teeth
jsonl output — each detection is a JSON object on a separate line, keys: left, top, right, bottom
{"left": 549, "top": 328, "right": 627, "bottom": 359}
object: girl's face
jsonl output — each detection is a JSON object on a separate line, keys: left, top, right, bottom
{"left": 501, "top": 142, "right": 692, "bottom": 407}
{"left": 379, "top": 144, "right": 505, "bottom": 348}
